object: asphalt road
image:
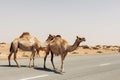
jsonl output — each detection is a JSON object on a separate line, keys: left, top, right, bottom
{"left": 0, "top": 53, "right": 120, "bottom": 80}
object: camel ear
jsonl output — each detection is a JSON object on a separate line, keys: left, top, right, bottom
{"left": 76, "top": 36, "right": 79, "bottom": 38}
{"left": 49, "top": 34, "right": 52, "bottom": 36}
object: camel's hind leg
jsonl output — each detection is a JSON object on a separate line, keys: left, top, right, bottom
{"left": 14, "top": 52, "right": 21, "bottom": 67}
{"left": 29, "top": 50, "right": 36, "bottom": 68}
{"left": 8, "top": 52, "right": 13, "bottom": 66}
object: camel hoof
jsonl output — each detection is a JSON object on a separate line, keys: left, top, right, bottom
{"left": 60, "top": 70, "right": 65, "bottom": 73}
{"left": 29, "top": 66, "right": 32, "bottom": 68}
{"left": 29, "top": 65, "right": 35, "bottom": 68}
{"left": 29, "top": 66, "right": 33, "bottom": 68}
{"left": 18, "top": 65, "right": 21, "bottom": 68}
{"left": 44, "top": 66, "right": 46, "bottom": 69}
{"left": 54, "top": 68, "right": 58, "bottom": 71}
{"left": 29, "top": 65, "right": 32, "bottom": 68}
{"left": 44, "top": 67, "right": 47, "bottom": 69}
{"left": 62, "top": 71, "right": 65, "bottom": 73}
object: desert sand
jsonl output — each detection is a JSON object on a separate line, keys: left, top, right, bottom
{"left": 0, "top": 43, "right": 119, "bottom": 60}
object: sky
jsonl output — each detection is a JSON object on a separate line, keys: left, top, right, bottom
{"left": 0, "top": 0, "right": 120, "bottom": 46}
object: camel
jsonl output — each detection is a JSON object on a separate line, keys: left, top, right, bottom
{"left": 8, "top": 32, "right": 41, "bottom": 68}
{"left": 44, "top": 35, "right": 85, "bottom": 72}
{"left": 46, "top": 34, "right": 55, "bottom": 44}
{"left": 36, "top": 34, "right": 55, "bottom": 53}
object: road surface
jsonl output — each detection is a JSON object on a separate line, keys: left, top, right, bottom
{"left": 0, "top": 53, "right": 120, "bottom": 80}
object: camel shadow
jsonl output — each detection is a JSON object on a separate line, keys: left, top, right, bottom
{"left": 0, "top": 65, "right": 28, "bottom": 68}
{"left": 34, "top": 67, "right": 62, "bottom": 74}
{"left": 0, "top": 65, "right": 63, "bottom": 74}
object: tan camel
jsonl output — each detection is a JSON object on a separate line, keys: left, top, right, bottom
{"left": 44, "top": 35, "right": 85, "bottom": 72}
{"left": 36, "top": 34, "right": 55, "bottom": 53}
{"left": 8, "top": 32, "right": 41, "bottom": 68}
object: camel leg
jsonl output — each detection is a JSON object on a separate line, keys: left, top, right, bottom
{"left": 36, "top": 49, "right": 40, "bottom": 57}
{"left": 44, "top": 53, "right": 49, "bottom": 69}
{"left": 14, "top": 52, "right": 20, "bottom": 67}
{"left": 29, "top": 53, "right": 33, "bottom": 68}
{"left": 44, "top": 46, "right": 49, "bottom": 69}
{"left": 61, "top": 52, "right": 67, "bottom": 72}
{"left": 29, "top": 48, "right": 36, "bottom": 68}
{"left": 51, "top": 52, "right": 56, "bottom": 70}
{"left": 8, "top": 52, "right": 13, "bottom": 66}
{"left": 32, "top": 52, "right": 35, "bottom": 67}
{"left": 63, "top": 52, "right": 67, "bottom": 60}
{"left": 61, "top": 54, "right": 65, "bottom": 72}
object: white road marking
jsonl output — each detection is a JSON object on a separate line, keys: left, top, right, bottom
{"left": 99, "top": 63, "right": 111, "bottom": 67}
{"left": 19, "top": 74, "right": 48, "bottom": 80}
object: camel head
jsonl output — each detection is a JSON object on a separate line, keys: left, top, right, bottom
{"left": 46, "top": 34, "right": 55, "bottom": 43}
{"left": 76, "top": 36, "right": 86, "bottom": 43}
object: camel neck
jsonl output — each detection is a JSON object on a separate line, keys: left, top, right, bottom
{"left": 67, "top": 40, "right": 81, "bottom": 52}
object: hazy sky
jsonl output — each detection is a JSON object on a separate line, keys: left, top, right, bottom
{"left": 0, "top": 0, "right": 120, "bottom": 45}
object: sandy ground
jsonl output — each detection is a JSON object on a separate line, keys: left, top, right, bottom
{"left": 0, "top": 43, "right": 119, "bottom": 60}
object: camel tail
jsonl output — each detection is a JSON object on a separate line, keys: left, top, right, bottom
{"left": 10, "top": 42, "right": 13, "bottom": 52}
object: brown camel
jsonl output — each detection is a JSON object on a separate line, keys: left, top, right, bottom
{"left": 46, "top": 34, "right": 55, "bottom": 44}
{"left": 36, "top": 34, "right": 55, "bottom": 53}
{"left": 44, "top": 35, "right": 85, "bottom": 72}
{"left": 8, "top": 32, "right": 41, "bottom": 67}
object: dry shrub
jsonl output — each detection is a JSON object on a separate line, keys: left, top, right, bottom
{"left": 72, "top": 52, "right": 78, "bottom": 54}
{"left": 81, "top": 45, "right": 90, "bottom": 49}
{"left": 22, "top": 52, "right": 29, "bottom": 57}
{"left": 22, "top": 55, "right": 29, "bottom": 57}
{"left": 0, "top": 42, "right": 6, "bottom": 44}
{"left": 92, "top": 47, "right": 99, "bottom": 50}
{"left": 84, "top": 52, "right": 88, "bottom": 54}
{"left": 106, "top": 46, "right": 111, "bottom": 49}
{"left": 97, "top": 51, "right": 103, "bottom": 53}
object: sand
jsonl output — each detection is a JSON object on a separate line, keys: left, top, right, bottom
{"left": 0, "top": 43, "right": 119, "bottom": 60}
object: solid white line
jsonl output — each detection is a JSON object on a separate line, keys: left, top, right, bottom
{"left": 99, "top": 63, "right": 111, "bottom": 67}
{"left": 19, "top": 74, "right": 48, "bottom": 80}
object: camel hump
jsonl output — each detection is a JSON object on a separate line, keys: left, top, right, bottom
{"left": 56, "top": 35, "right": 61, "bottom": 38}
{"left": 19, "top": 32, "right": 31, "bottom": 38}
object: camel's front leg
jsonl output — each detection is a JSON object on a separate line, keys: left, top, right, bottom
{"left": 61, "top": 54, "right": 65, "bottom": 72}
{"left": 44, "top": 53, "right": 48, "bottom": 69}
{"left": 51, "top": 52, "right": 57, "bottom": 70}
{"left": 32, "top": 52, "right": 35, "bottom": 67}
{"left": 61, "top": 60, "right": 64, "bottom": 72}
{"left": 44, "top": 47, "right": 49, "bottom": 69}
